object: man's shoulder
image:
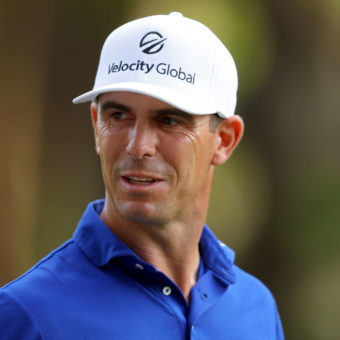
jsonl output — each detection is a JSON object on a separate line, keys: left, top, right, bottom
{"left": 230, "top": 264, "right": 278, "bottom": 309}
{"left": 0, "top": 239, "right": 82, "bottom": 338}
{"left": 0, "top": 289, "right": 44, "bottom": 339}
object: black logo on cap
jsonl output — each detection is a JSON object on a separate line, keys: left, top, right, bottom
{"left": 140, "top": 32, "right": 167, "bottom": 54}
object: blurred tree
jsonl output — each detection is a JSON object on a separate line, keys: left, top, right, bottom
{"left": 243, "top": 1, "right": 340, "bottom": 338}
{"left": 0, "top": 0, "right": 54, "bottom": 284}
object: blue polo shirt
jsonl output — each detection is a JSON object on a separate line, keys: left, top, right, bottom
{"left": 0, "top": 200, "right": 284, "bottom": 339}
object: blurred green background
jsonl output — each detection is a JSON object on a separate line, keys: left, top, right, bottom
{"left": 1, "top": 0, "right": 339, "bottom": 338}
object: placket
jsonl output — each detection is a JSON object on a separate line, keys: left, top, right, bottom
{"left": 113, "top": 255, "right": 190, "bottom": 338}
{"left": 187, "top": 270, "right": 230, "bottom": 336}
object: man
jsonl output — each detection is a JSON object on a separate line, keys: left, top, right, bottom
{"left": 0, "top": 12, "right": 284, "bottom": 339}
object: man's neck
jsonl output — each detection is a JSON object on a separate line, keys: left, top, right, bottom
{"left": 100, "top": 205, "right": 204, "bottom": 302}
{"left": 131, "top": 233, "right": 201, "bottom": 302}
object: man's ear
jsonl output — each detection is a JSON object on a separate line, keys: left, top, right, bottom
{"left": 211, "top": 115, "right": 244, "bottom": 166}
{"left": 90, "top": 102, "right": 100, "bottom": 155}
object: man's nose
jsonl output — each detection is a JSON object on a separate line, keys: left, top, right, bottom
{"left": 125, "top": 122, "right": 158, "bottom": 159}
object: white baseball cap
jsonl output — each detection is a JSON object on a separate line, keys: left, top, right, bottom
{"left": 73, "top": 12, "right": 238, "bottom": 118}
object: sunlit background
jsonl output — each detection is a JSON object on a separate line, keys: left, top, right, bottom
{"left": 1, "top": 0, "right": 339, "bottom": 339}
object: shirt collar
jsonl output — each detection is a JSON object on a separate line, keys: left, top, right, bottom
{"left": 74, "top": 199, "right": 236, "bottom": 284}
{"left": 200, "top": 226, "right": 236, "bottom": 284}
{"left": 74, "top": 199, "right": 135, "bottom": 267}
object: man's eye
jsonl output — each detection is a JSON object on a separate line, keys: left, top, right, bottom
{"left": 111, "top": 111, "right": 126, "bottom": 120}
{"left": 162, "top": 116, "right": 178, "bottom": 126}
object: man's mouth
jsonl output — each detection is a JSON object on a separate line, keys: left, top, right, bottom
{"left": 124, "top": 176, "right": 157, "bottom": 185}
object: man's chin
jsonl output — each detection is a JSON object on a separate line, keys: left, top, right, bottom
{"left": 119, "top": 203, "right": 168, "bottom": 227}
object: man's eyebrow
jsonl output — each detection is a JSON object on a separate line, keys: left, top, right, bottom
{"left": 154, "top": 108, "right": 195, "bottom": 121}
{"left": 99, "top": 100, "right": 195, "bottom": 122}
{"left": 100, "top": 100, "right": 132, "bottom": 113}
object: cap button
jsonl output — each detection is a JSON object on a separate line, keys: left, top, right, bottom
{"left": 169, "top": 12, "right": 183, "bottom": 17}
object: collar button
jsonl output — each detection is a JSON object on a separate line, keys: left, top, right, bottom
{"left": 162, "top": 286, "right": 172, "bottom": 296}
{"left": 135, "top": 263, "right": 144, "bottom": 270}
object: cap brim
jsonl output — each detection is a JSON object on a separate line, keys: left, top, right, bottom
{"left": 72, "top": 82, "right": 223, "bottom": 116}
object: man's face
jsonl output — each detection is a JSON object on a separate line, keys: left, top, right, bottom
{"left": 92, "top": 91, "right": 236, "bottom": 227}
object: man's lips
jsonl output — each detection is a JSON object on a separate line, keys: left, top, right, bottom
{"left": 123, "top": 176, "right": 157, "bottom": 185}
{"left": 121, "top": 174, "right": 163, "bottom": 186}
